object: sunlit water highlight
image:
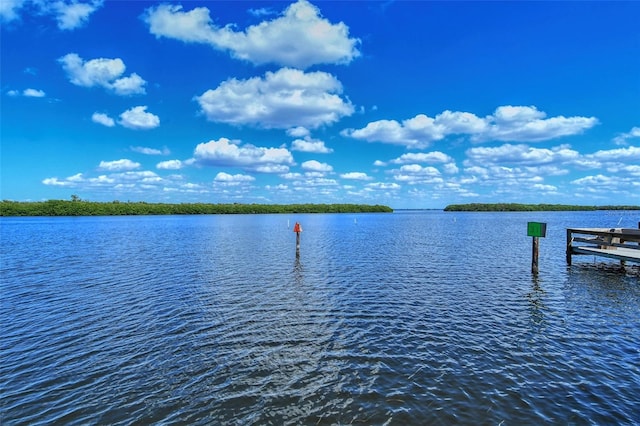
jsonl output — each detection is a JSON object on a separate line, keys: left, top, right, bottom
{"left": 1, "top": 211, "right": 639, "bottom": 424}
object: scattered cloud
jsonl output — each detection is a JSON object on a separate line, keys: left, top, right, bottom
{"left": 484, "top": 106, "right": 598, "bottom": 143}
{"left": 588, "top": 145, "right": 640, "bottom": 162}
{"left": 23, "top": 88, "right": 45, "bottom": 97}
{"left": 92, "top": 112, "right": 115, "bottom": 127}
{"left": 287, "top": 127, "right": 310, "bottom": 138}
{"left": 248, "top": 7, "right": 274, "bottom": 18}
{"left": 532, "top": 183, "right": 558, "bottom": 192}
{"left": 343, "top": 106, "right": 597, "bottom": 148}
{"left": 193, "top": 137, "right": 294, "bottom": 172}
{"left": 612, "top": 127, "right": 640, "bottom": 146}
{"left": 443, "top": 163, "right": 459, "bottom": 174}
{"left": 7, "top": 88, "right": 45, "bottom": 97}
{"left": 143, "top": 0, "right": 360, "bottom": 68}
{"left": 52, "top": 0, "right": 104, "bottom": 30}
{"left": 42, "top": 172, "right": 86, "bottom": 187}
{"left": 0, "top": 0, "right": 26, "bottom": 23}
{"left": 390, "top": 151, "right": 454, "bottom": 164}
{"left": 194, "top": 67, "right": 354, "bottom": 129}
{"left": 613, "top": 165, "right": 640, "bottom": 177}
{"left": 569, "top": 174, "right": 640, "bottom": 196}
{"left": 59, "top": 53, "right": 147, "bottom": 95}
{"left": 290, "top": 177, "right": 338, "bottom": 189}
{"left": 291, "top": 136, "right": 333, "bottom": 153}
{"left": 392, "top": 164, "right": 442, "bottom": 184}
{"left": 301, "top": 160, "right": 333, "bottom": 173}
{"left": 157, "top": 160, "right": 183, "bottom": 170}
{"left": 131, "top": 146, "right": 170, "bottom": 155}
{"left": 1, "top": 0, "right": 103, "bottom": 29}
{"left": 42, "top": 170, "right": 171, "bottom": 192}
{"left": 213, "top": 172, "right": 255, "bottom": 185}
{"left": 118, "top": 106, "right": 160, "bottom": 130}
{"left": 464, "top": 144, "right": 580, "bottom": 167}
{"left": 366, "top": 182, "right": 401, "bottom": 190}
{"left": 340, "top": 172, "right": 372, "bottom": 180}
{"left": 98, "top": 159, "right": 141, "bottom": 171}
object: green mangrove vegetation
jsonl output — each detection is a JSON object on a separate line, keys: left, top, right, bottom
{"left": 0, "top": 199, "right": 393, "bottom": 217}
{"left": 444, "top": 203, "right": 640, "bottom": 212}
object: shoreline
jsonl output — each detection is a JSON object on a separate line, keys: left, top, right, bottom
{"left": 444, "top": 203, "right": 640, "bottom": 212}
{"left": 0, "top": 200, "right": 393, "bottom": 217}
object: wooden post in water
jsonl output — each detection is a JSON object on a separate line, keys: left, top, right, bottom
{"left": 527, "top": 222, "right": 546, "bottom": 274}
{"left": 293, "top": 222, "right": 302, "bottom": 258}
{"left": 531, "top": 236, "right": 539, "bottom": 274}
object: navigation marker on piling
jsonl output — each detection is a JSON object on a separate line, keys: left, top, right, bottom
{"left": 527, "top": 222, "right": 547, "bottom": 275}
{"left": 293, "top": 222, "right": 302, "bottom": 258}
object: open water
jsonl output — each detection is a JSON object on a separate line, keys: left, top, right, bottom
{"left": 1, "top": 210, "right": 639, "bottom": 425}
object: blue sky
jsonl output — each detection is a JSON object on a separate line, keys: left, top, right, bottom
{"left": 1, "top": 0, "right": 639, "bottom": 209}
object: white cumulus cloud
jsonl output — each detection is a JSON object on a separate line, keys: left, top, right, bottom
{"left": 92, "top": 112, "right": 115, "bottom": 127}
{"left": 366, "top": 182, "right": 401, "bottom": 190}
{"left": 119, "top": 106, "right": 160, "bottom": 130}
{"left": 53, "top": 0, "right": 103, "bottom": 30}
{"left": 291, "top": 137, "right": 333, "bottom": 153}
{"left": 193, "top": 137, "right": 294, "bottom": 172}
{"left": 390, "top": 151, "right": 454, "bottom": 164}
{"left": 23, "top": 88, "right": 45, "bottom": 97}
{"left": 343, "top": 105, "right": 597, "bottom": 148}
{"left": 98, "top": 159, "right": 141, "bottom": 171}
{"left": 301, "top": 160, "right": 333, "bottom": 173}
{"left": 195, "top": 67, "right": 354, "bottom": 129}
{"left": 340, "top": 172, "right": 372, "bottom": 180}
{"left": 143, "top": 0, "right": 360, "bottom": 68}
{"left": 613, "top": 126, "right": 640, "bottom": 146}
{"left": 7, "top": 88, "right": 46, "bottom": 97}
{"left": 464, "top": 144, "right": 580, "bottom": 167}
{"left": 157, "top": 160, "right": 183, "bottom": 170}
{"left": 589, "top": 146, "right": 640, "bottom": 162}
{"left": 1, "top": 0, "right": 102, "bottom": 29}
{"left": 58, "top": 53, "right": 146, "bottom": 95}
{"left": 214, "top": 172, "right": 255, "bottom": 185}
{"left": 287, "top": 126, "right": 310, "bottom": 138}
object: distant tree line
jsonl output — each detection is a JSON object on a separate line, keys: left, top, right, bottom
{"left": 444, "top": 203, "right": 640, "bottom": 212}
{"left": 0, "top": 199, "right": 393, "bottom": 216}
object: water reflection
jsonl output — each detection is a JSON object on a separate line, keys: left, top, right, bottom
{"left": 527, "top": 276, "right": 546, "bottom": 328}
{"left": 293, "top": 257, "right": 303, "bottom": 286}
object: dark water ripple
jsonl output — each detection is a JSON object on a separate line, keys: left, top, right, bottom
{"left": 2, "top": 212, "right": 639, "bottom": 425}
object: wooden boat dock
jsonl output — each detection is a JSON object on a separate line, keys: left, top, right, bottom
{"left": 566, "top": 227, "right": 640, "bottom": 265}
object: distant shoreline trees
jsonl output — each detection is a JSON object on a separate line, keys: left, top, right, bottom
{"left": 3, "top": 200, "right": 638, "bottom": 216}
{"left": 443, "top": 203, "right": 640, "bottom": 212}
{"left": 0, "top": 200, "right": 394, "bottom": 216}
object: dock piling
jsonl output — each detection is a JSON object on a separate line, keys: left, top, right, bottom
{"left": 566, "top": 229, "right": 573, "bottom": 265}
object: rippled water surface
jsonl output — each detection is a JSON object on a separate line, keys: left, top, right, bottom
{"left": 2, "top": 211, "right": 639, "bottom": 424}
